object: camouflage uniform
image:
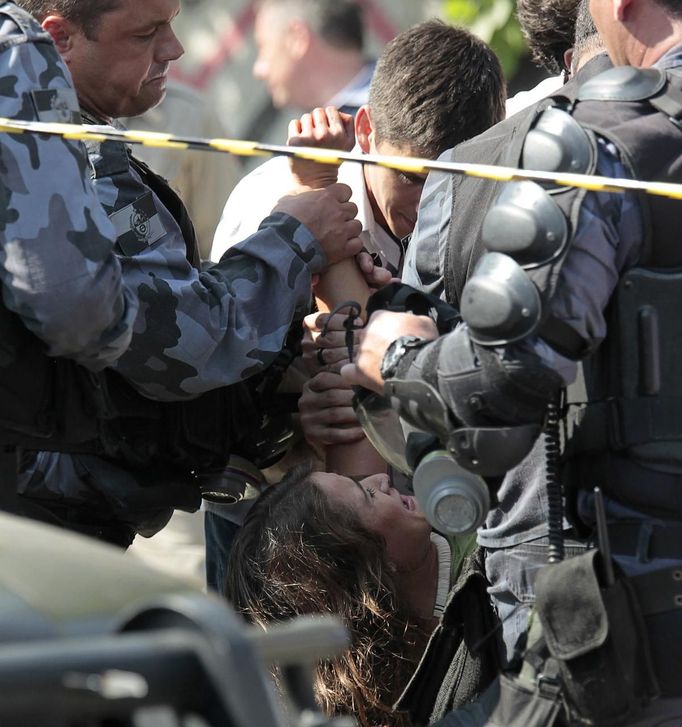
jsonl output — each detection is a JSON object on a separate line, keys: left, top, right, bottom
{"left": 82, "top": 112, "right": 324, "bottom": 401}
{"left": 0, "top": 1, "right": 136, "bottom": 369}
{"left": 19, "top": 63, "right": 331, "bottom": 543}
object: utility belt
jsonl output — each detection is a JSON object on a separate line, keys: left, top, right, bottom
{"left": 0, "top": 365, "right": 294, "bottom": 474}
{"left": 606, "top": 519, "right": 682, "bottom": 563}
{"left": 486, "top": 550, "right": 682, "bottom": 727}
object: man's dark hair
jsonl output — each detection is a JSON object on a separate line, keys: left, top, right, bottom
{"left": 260, "top": 0, "right": 364, "bottom": 52}
{"left": 517, "top": 0, "right": 581, "bottom": 75}
{"left": 369, "top": 20, "right": 505, "bottom": 159}
{"left": 17, "top": 0, "right": 122, "bottom": 38}
{"left": 573, "top": 0, "right": 603, "bottom": 69}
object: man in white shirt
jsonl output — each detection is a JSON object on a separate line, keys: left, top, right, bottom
{"left": 205, "top": 19, "right": 507, "bottom": 591}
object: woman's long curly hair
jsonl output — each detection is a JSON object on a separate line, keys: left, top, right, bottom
{"left": 225, "top": 464, "right": 429, "bottom": 726}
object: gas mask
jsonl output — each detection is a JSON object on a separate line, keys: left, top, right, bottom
{"left": 348, "top": 284, "right": 539, "bottom": 536}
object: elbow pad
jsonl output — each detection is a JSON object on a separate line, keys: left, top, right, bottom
{"left": 439, "top": 332, "right": 564, "bottom": 428}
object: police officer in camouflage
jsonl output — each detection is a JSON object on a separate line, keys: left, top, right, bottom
{"left": 15, "top": 0, "right": 364, "bottom": 545}
{"left": 0, "top": 1, "right": 139, "bottom": 512}
{"left": 345, "top": 0, "right": 682, "bottom": 721}
{"left": 0, "top": 1, "right": 136, "bottom": 372}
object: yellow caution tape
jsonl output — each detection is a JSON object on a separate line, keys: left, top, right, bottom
{"left": 1, "top": 116, "right": 682, "bottom": 200}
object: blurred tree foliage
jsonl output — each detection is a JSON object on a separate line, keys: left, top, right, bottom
{"left": 442, "top": 0, "right": 526, "bottom": 80}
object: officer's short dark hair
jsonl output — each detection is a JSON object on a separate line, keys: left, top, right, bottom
{"left": 258, "top": 0, "right": 364, "bottom": 52}
{"left": 573, "top": 0, "right": 602, "bottom": 69}
{"left": 17, "top": 0, "right": 122, "bottom": 38}
{"left": 517, "top": 0, "right": 581, "bottom": 75}
{"left": 369, "top": 20, "right": 505, "bottom": 159}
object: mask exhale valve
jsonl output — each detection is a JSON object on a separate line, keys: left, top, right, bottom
{"left": 412, "top": 450, "right": 490, "bottom": 536}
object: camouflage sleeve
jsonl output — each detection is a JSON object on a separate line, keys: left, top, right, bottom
{"left": 84, "top": 111, "right": 323, "bottom": 399}
{"left": 0, "top": 23, "right": 137, "bottom": 370}
{"left": 106, "top": 168, "right": 323, "bottom": 399}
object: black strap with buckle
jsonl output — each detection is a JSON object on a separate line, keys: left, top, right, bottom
{"left": 607, "top": 520, "right": 682, "bottom": 562}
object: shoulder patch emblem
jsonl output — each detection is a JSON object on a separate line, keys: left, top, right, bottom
{"left": 110, "top": 192, "right": 166, "bottom": 255}
{"left": 30, "top": 88, "right": 81, "bottom": 124}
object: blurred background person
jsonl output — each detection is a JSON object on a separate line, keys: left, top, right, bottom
{"left": 505, "top": 0, "right": 581, "bottom": 115}
{"left": 252, "top": 0, "right": 375, "bottom": 116}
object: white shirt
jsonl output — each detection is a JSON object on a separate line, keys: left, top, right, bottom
{"left": 505, "top": 74, "right": 565, "bottom": 118}
{"left": 211, "top": 148, "right": 402, "bottom": 273}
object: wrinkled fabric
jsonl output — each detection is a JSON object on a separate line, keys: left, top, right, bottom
{"left": 0, "top": 1, "right": 136, "bottom": 369}
{"left": 21, "top": 55, "right": 329, "bottom": 536}
{"left": 81, "top": 114, "right": 323, "bottom": 400}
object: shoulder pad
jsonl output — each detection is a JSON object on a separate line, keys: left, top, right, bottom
{"left": 577, "top": 66, "right": 666, "bottom": 102}
{"left": 481, "top": 181, "right": 569, "bottom": 268}
{"left": 461, "top": 253, "right": 541, "bottom": 346}
{"left": 522, "top": 107, "right": 594, "bottom": 177}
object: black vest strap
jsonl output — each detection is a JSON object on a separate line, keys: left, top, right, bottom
{"left": 649, "top": 71, "right": 682, "bottom": 125}
{"left": 128, "top": 153, "right": 201, "bottom": 269}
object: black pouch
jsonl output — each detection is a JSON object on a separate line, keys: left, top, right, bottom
{"left": 486, "top": 671, "right": 563, "bottom": 727}
{"left": 535, "top": 550, "right": 659, "bottom": 726}
{"left": 395, "top": 548, "right": 501, "bottom": 726}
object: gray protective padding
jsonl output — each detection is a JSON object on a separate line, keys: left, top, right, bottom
{"left": 522, "top": 107, "right": 594, "bottom": 177}
{"left": 461, "top": 253, "right": 541, "bottom": 346}
{"left": 577, "top": 66, "right": 666, "bottom": 103}
{"left": 481, "top": 181, "right": 569, "bottom": 268}
{"left": 437, "top": 328, "right": 562, "bottom": 436}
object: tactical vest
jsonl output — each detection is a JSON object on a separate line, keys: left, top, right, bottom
{"left": 0, "top": 133, "right": 296, "bottom": 487}
{"left": 445, "top": 61, "right": 682, "bottom": 521}
{"left": 444, "top": 54, "right": 612, "bottom": 309}
{"left": 558, "top": 67, "right": 682, "bottom": 520}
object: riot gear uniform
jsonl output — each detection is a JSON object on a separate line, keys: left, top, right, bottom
{"left": 373, "top": 57, "right": 682, "bottom": 724}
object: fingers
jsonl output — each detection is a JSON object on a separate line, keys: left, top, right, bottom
{"left": 355, "top": 252, "right": 392, "bottom": 289}
{"left": 299, "top": 372, "right": 365, "bottom": 445}
{"left": 340, "top": 111, "right": 355, "bottom": 144}
{"left": 306, "top": 370, "right": 346, "bottom": 390}
{"left": 301, "top": 111, "right": 315, "bottom": 138}
{"left": 355, "top": 251, "right": 374, "bottom": 274}
{"left": 287, "top": 107, "right": 354, "bottom": 149}
{"left": 302, "top": 312, "right": 356, "bottom": 370}
{"left": 323, "top": 106, "right": 345, "bottom": 138}
{"left": 327, "top": 182, "right": 353, "bottom": 203}
{"left": 366, "top": 267, "right": 392, "bottom": 288}
{"left": 287, "top": 118, "right": 302, "bottom": 142}
{"left": 342, "top": 235, "right": 364, "bottom": 261}
{"left": 316, "top": 347, "right": 354, "bottom": 372}
{"left": 340, "top": 361, "right": 384, "bottom": 394}
{"left": 303, "top": 379, "right": 353, "bottom": 407}
{"left": 304, "top": 312, "right": 363, "bottom": 336}
{"left": 343, "top": 218, "right": 363, "bottom": 240}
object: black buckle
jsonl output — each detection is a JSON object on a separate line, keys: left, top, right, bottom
{"left": 537, "top": 656, "right": 563, "bottom": 700}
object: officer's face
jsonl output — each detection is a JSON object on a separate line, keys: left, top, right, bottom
{"left": 315, "top": 472, "right": 432, "bottom": 572}
{"left": 364, "top": 137, "right": 428, "bottom": 242}
{"left": 252, "top": 4, "right": 304, "bottom": 109}
{"left": 58, "top": 0, "right": 184, "bottom": 120}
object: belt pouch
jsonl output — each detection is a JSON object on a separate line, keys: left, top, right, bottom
{"left": 535, "top": 550, "right": 659, "bottom": 726}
